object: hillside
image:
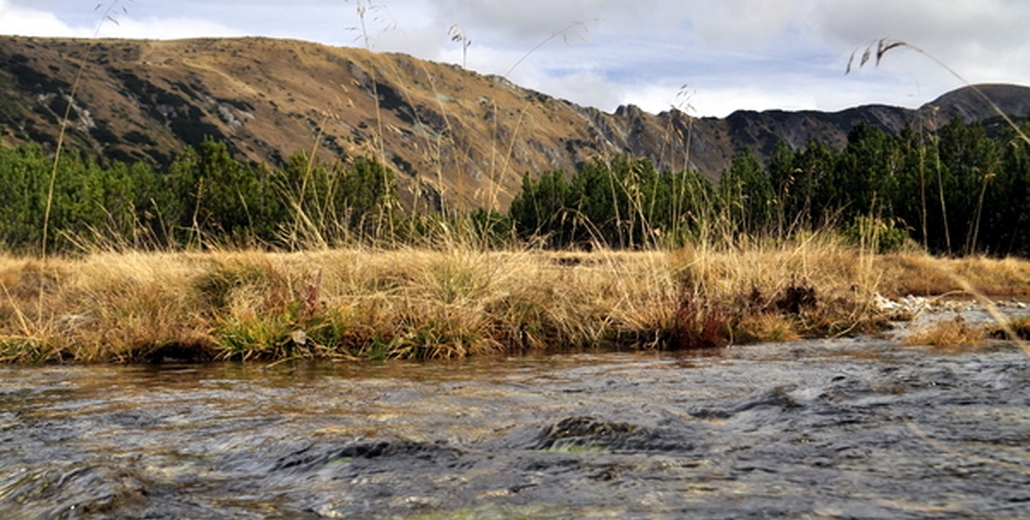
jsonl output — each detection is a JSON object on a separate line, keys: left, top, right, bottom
{"left": 2, "top": 35, "right": 1029, "bottom": 211}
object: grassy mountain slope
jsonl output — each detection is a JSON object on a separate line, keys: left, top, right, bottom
{"left": 2, "top": 35, "right": 1029, "bottom": 212}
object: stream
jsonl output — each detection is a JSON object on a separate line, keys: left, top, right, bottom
{"left": 1, "top": 334, "right": 1029, "bottom": 519}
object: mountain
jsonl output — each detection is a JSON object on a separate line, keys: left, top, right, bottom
{"left": 2, "top": 35, "right": 1029, "bottom": 211}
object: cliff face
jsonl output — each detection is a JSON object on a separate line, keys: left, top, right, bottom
{"left": 2, "top": 35, "right": 1028, "bottom": 211}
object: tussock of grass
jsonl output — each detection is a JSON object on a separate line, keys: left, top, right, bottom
{"left": 904, "top": 316, "right": 987, "bottom": 349}
{"left": 1, "top": 243, "right": 1029, "bottom": 363}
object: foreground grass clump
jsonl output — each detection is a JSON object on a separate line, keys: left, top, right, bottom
{"left": 904, "top": 316, "right": 987, "bottom": 350}
{"left": 1, "top": 244, "right": 1029, "bottom": 364}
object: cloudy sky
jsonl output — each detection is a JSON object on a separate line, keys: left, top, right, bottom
{"left": 2, "top": 0, "right": 1028, "bottom": 117}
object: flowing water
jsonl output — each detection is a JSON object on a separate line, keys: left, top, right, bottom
{"left": 1, "top": 335, "right": 1029, "bottom": 519}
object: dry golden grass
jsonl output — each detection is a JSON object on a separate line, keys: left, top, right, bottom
{"left": 1, "top": 242, "right": 1028, "bottom": 363}
{"left": 875, "top": 253, "right": 1030, "bottom": 297}
{"left": 904, "top": 316, "right": 987, "bottom": 350}
{"left": 0, "top": 247, "right": 667, "bottom": 362}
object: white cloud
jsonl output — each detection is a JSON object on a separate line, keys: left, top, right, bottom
{"left": 0, "top": 0, "right": 90, "bottom": 37}
{"left": 0, "top": 1, "right": 244, "bottom": 40}
{"left": 431, "top": 0, "right": 646, "bottom": 43}
{"left": 812, "top": 1, "right": 1030, "bottom": 86}
{"left": 687, "top": 0, "right": 812, "bottom": 49}
{"left": 527, "top": 70, "right": 627, "bottom": 110}
{"left": 94, "top": 16, "right": 245, "bottom": 40}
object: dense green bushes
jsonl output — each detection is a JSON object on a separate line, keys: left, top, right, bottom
{"left": 0, "top": 143, "right": 163, "bottom": 251}
{"left": 510, "top": 118, "right": 1030, "bottom": 255}
{"left": 1, "top": 116, "right": 1028, "bottom": 255}
{"left": 773, "top": 118, "right": 1030, "bottom": 255}
{"left": 0, "top": 139, "right": 398, "bottom": 253}
{"left": 508, "top": 155, "right": 715, "bottom": 249}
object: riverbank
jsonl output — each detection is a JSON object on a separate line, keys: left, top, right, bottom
{"left": 2, "top": 243, "right": 1029, "bottom": 363}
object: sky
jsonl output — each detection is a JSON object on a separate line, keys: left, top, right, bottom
{"left": 1, "top": 0, "right": 1029, "bottom": 118}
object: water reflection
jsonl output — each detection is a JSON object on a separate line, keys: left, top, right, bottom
{"left": 1, "top": 340, "right": 1029, "bottom": 518}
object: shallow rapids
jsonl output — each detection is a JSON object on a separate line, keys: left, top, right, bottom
{"left": 2, "top": 339, "right": 1029, "bottom": 519}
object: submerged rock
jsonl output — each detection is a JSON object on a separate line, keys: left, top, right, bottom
{"left": 534, "top": 416, "right": 637, "bottom": 452}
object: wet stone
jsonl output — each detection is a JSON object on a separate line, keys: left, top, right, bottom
{"left": 534, "top": 416, "right": 637, "bottom": 451}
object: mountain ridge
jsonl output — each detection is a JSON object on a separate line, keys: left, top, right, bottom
{"left": 2, "top": 35, "right": 1029, "bottom": 211}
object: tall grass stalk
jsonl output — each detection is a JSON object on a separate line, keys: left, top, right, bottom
{"left": 287, "top": 110, "right": 335, "bottom": 250}
{"left": 328, "top": 8, "right": 598, "bottom": 244}
{"left": 33, "top": 2, "right": 130, "bottom": 337}
{"left": 851, "top": 38, "right": 1030, "bottom": 353}
{"left": 42, "top": 2, "right": 129, "bottom": 261}
{"left": 504, "top": 20, "right": 596, "bottom": 79}
{"left": 850, "top": 38, "right": 1030, "bottom": 146}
